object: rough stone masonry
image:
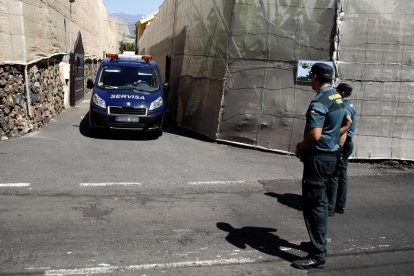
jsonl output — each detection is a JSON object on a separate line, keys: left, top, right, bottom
{"left": 0, "top": 58, "right": 65, "bottom": 141}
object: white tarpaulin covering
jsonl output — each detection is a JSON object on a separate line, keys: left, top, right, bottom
{"left": 140, "top": 0, "right": 414, "bottom": 160}
{"left": 336, "top": 0, "right": 414, "bottom": 160}
{"left": 0, "top": 0, "right": 121, "bottom": 64}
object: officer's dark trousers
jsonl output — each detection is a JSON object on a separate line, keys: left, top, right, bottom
{"left": 336, "top": 138, "right": 353, "bottom": 209}
{"left": 302, "top": 153, "right": 338, "bottom": 262}
{"left": 327, "top": 138, "right": 354, "bottom": 211}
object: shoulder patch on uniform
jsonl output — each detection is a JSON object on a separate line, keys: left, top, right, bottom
{"left": 308, "top": 102, "right": 317, "bottom": 110}
{"left": 328, "top": 93, "right": 342, "bottom": 100}
{"left": 308, "top": 103, "right": 316, "bottom": 113}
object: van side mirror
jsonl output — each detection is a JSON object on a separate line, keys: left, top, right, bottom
{"left": 163, "top": 82, "right": 169, "bottom": 91}
{"left": 86, "top": 79, "right": 94, "bottom": 89}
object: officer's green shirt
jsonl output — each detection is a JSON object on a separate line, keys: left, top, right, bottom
{"left": 304, "top": 86, "right": 346, "bottom": 152}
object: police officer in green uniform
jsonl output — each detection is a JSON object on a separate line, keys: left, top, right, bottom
{"left": 328, "top": 83, "right": 356, "bottom": 215}
{"left": 292, "top": 63, "right": 348, "bottom": 270}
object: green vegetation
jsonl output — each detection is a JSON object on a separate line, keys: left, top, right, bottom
{"left": 297, "top": 76, "right": 311, "bottom": 82}
{"left": 300, "top": 62, "right": 311, "bottom": 69}
{"left": 119, "top": 41, "right": 136, "bottom": 53}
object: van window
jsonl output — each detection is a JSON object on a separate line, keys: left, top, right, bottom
{"left": 97, "top": 66, "right": 159, "bottom": 92}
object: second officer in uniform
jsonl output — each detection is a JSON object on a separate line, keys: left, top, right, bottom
{"left": 328, "top": 83, "right": 356, "bottom": 215}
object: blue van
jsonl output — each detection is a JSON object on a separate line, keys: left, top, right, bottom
{"left": 87, "top": 54, "right": 166, "bottom": 136}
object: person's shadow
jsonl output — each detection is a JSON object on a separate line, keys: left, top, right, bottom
{"left": 216, "top": 222, "right": 303, "bottom": 262}
{"left": 265, "top": 192, "right": 303, "bottom": 211}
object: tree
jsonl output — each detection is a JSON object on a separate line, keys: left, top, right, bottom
{"left": 119, "top": 41, "right": 135, "bottom": 53}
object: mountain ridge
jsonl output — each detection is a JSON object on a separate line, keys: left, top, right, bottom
{"left": 111, "top": 13, "right": 143, "bottom": 41}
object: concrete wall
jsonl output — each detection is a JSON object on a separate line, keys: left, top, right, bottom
{"left": 0, "top": 0, "right": 120, "bottom": 63}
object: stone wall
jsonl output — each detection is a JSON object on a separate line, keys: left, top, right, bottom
{"left": 0, "top": 56, "right": 65, "bottom": 141}
{"left": 0, "top": 56, "right": 103, "bottom": 141}
{"left": 0, "top": 65, "right": 27, "bottom": 139}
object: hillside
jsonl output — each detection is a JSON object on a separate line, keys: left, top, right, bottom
{"left": 111, "top": 13, "right": 143, "bottom": 39}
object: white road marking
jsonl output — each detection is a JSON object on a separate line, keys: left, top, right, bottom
{"left": 187, "top": 180, "right": 246, "bottom": 185}
{"left": 344, "top": 245, "right": 376, "bottom": 252}
{"left": 0, "top": 183, "right": 30, "bottom": 187}
{"left": 26, "top": 266, "right": 51, "bottom": 270}
{"left": 79, "top": 182, "right": 142, "bottom": 187}
{"left": 44, "top": 257, "right": 259, "bottom": 275}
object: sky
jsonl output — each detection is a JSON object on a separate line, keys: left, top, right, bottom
{"left": 102, "top": 0, "right": 165, "bottom": 16}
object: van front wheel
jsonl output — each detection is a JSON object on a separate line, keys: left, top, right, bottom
{"left": 154, "top": 129, "right": 163, "bottom": 138}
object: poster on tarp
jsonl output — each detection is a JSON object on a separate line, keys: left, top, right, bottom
{"left": 297, "top": 60, "right": 334, "bottom": 82}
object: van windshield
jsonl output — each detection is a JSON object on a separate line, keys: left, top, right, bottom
{"left": 97, "top": 66, "right": 160, "bottom": 92}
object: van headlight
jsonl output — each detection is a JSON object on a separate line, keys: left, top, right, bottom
{"left": 92, "top": 93, "right": 106, "bottom": 109}
{"left": 149, "top": 96, "right": 163, "bottom": 111}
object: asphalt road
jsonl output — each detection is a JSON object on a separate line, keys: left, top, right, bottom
{"left": 0, "top": 99, "right": 413, "bottom": 275}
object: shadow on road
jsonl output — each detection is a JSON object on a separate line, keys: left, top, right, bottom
{"left": 216, "top": 222, "right": 302, "bottom": 262}
{"left": 162, "top": 113, "right": 214, "bottom": 142}
{"left": 77, "top": 111, "right": 215, "bottom": 142}
{"left": 78, "top": 112, "right": 160, "bottom": 141}
{"left": 265, "top": 192, "right": 303, "bottom": 211}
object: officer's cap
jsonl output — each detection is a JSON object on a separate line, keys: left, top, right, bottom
{"left": 336, "top": 83, "right": 353, "bottom": 95}
{"left": 310, "top": 63, "right": 333, "bottom": 80}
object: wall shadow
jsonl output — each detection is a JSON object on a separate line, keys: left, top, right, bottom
{"left": 265, "top": 192, "right": 303, "bottom": 211}
{"left": 216, "top": 222, "right": 302, "bottom": 262}
{"left": 162, "top": 112, "right": 214, "bottom": 142}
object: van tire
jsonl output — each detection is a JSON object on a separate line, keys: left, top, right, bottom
{"left": 154, "top": 130, "right": 163, "bottom": 137}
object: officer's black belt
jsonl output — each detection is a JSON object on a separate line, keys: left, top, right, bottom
{"left": 305, "top": 148, "right": 338, "bottom": 156}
